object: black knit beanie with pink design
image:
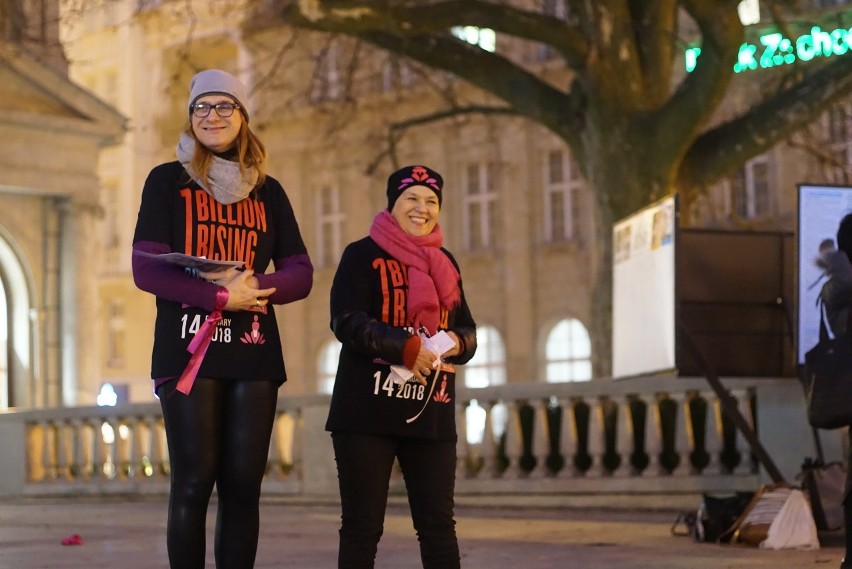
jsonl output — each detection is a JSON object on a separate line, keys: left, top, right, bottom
{"left": 386, "top": 165, "right": 444, "bottom": 210}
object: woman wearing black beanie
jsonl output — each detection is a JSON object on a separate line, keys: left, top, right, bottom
{"left": 818, "top": 212, "right": 852, "bottom": 569}
{"left": 326, "top": 164, "right": 477, "bottom": 569}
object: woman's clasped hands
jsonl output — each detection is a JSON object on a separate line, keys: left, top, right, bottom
{"left": 199, "top": 267, "right": 276, "bottom": 311}
{"left": 410, "top": 331, "right": 462, "bottom": 385}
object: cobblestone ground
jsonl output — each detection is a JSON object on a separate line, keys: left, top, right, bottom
{"left": 0, "top": 496, "right": 845, "bottom": 569}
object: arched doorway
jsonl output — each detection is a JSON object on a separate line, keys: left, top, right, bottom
{"left": 0, "top": 230, "right": 35, "bottom": 409}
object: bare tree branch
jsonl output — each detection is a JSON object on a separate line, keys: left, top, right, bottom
{"left": 364, "top": 104, "right": 519, "bottom": 175}
{"left": 680, "top": 52, "right": 852, "bottom": 190}
{"left": 277, "top": 0, "right": 586, "bottom": 146}
{"left": 651, "top": 0, "right": 743, "bottom": 152}
{"left": 251, "top": 32, "right": 301, "bottom": 95}
{"left": 283, "top": 0, "right": 590, "bottom": 68}
{"left": 360, "top": 30, "right": 582, "bottom": 147}
{"left": 267, "top": 0, "right": 852, "bottom": 378}
{"left": 629, "top": 0, "right": 680, "bottom": 99}
{"left": 278, "top": 0, "right": 852, "bottom": 207}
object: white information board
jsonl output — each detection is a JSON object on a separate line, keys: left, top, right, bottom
{"left": 612, "top": 195, "right": 677, "bottom": 378}
{"left": 797, "top": 184, "right": 852, "bottom": 364}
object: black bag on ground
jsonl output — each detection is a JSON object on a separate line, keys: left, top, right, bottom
{"left": 671, "top": 492, "right": 755, "bottom": 543}
{"left": 799, "top": 459, "right": 846, "bottom": 531}
{"left": 805, "top": 300, "right": 852, "bottom": 429}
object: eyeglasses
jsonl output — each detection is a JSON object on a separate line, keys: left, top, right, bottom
{"left": 191, "top": 102, "right": 240, "bottom": 118}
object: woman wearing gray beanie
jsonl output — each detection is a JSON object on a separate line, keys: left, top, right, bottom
{"left": 132, "top": 69, "right": 313, "bottom": 569}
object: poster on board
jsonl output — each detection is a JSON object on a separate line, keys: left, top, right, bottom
{"left": 612, "top": 195, "right": 677, "bottom": 378}
{"left": 797, "top": 184, "right": 852, "bottom": 364}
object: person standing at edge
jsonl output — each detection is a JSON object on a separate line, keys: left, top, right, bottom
{"left": 132, "top": 69, "right": 313, "bottom": 569}
{"left": 327, "top": 164, "right": 478, "bottom": 569}
{"left": 818, "top": 213, "right": 852, "bottom": 569}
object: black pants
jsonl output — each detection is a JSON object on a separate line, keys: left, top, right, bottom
{"left": 158, "top": 377, "right": 278, "bottom": 569}
{"left": 332, "top": 432, "right": 460, "bottom": 569}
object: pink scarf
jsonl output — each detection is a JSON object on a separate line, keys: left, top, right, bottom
{"left": 369, "top": 210, "right": 461, "bottom": 334}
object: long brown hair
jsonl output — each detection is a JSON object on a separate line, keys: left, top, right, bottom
{"left": 187, "top": 112, "right": 267, "bottom": 189}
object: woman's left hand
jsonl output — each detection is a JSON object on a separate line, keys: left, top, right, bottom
{"left": 200, "top": 268, "right": 276, "bottom": 311}
{"left": 411, "top": 345, "right": 438, "bottom": 386}
{"left": 442, "top": 331, "right": 462, "bottom": 358}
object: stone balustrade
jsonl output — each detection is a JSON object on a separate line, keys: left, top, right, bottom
{"left": 0, "top": 376, "right": 838, "bottom": 499}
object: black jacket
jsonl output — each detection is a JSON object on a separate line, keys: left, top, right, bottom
{"left": 326, "top": 237, "right": 476, "bottom": 439}
{"left": 821, "top": 249, "right": 852, "bottom": 335}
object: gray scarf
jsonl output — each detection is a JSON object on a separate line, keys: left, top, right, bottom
{"left": 176, "top": 132, "right": 259, "bottom": 205}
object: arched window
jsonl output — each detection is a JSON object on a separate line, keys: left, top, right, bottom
{"left": 545, "top": 318, "right": 592, "bottom": 382}
{"left": 463, "top": 325, "right": 506, "bottom": 387}
{"left": 317, "top": 340, "right": 342, "bottom": 394}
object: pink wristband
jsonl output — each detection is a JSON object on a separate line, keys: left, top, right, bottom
{"left": 214, "top": 287, "right": 229, "bottom": 311}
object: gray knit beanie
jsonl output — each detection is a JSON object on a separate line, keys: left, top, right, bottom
{"left": 187, "top": 69, "right": 250, "bottom": 122}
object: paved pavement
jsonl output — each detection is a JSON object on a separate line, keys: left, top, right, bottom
{"left": 0, "top": 494, "right": 846, "bottom": 569}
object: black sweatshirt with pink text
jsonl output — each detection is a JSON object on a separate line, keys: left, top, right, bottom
{"left": 133, "top": 161, "right": 312, "bottom": 384}
{"left": 326, "top": 236, "right": 477, "bottom": 440}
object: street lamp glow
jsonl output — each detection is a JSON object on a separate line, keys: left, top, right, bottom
{"left": 96, "top": 383, "right": 118, "bottom": 406}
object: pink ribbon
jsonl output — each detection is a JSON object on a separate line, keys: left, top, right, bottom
{"left": 176, "top": 310, "right": 223, "bottom": 394}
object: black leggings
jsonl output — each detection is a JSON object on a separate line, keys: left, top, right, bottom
{"left": 332, "top": 432, "right": 460, "bottom": 569}
{"left": 158, "top": 377, "right": 279, "bottom": 569}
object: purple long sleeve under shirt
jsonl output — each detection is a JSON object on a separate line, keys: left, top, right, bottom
{"left": 132, "top": 241, "right": 313, "bottom": 311}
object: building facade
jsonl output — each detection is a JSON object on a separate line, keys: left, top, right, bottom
{"left": 0, "top": 34, "right": 124, "bottom": 408}
{"left": 44, "top": 0, "right": 852, "bottom": 408}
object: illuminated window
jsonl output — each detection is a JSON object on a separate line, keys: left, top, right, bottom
{"left": 544, "top": 150, "right": 583, "bottom": 242}
{"left": 463, "top": 162, "right": 498, "bottom": 251}
{"left": 311, "top": 44, "right": 341, "bottom": 102}
{"left": 731, "top": 156, "right": 771, "bottom": 219}
{"left": 545, "top": 319, "right": 592, "bottom": 382}
{"left": 463, "top": 325, "right": 506, "bottom": 388}
{"left": 451, "top": 26, "right": 496, "bottom": 52}
{"left": 316, "top": 185, "right": 344, "bottom": 267}
{"left": 317, "top": 340, "right": 342, "bottom": 394}
{"left": 737, "top": 0, "right": 760, "bottom": 26}
{"left": 97, "top": 383, "right": 118, "bottom": 406}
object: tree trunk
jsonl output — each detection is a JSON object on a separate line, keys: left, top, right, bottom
{"left": 589, "top": 195, "right": 614, "bottom": 378}
{"left": 576, "top": 111, "right": 677, "bottom": 378}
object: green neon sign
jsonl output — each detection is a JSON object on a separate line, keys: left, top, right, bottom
{"left": 685, "top": 24, "right": 852, "bottom": 73}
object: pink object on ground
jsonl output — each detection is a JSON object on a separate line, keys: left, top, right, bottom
{"left": 61, "top": 534, "right": 83, "bottom": 546}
